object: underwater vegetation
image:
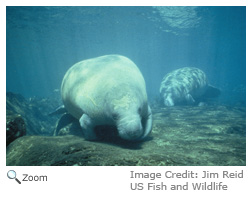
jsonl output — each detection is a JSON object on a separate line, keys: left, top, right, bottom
{"left": 6, "top": 92, "right": 245, "bottom": 166}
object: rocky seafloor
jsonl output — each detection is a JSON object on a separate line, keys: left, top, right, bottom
{"left": 6, "top": 92, "right": 246, "bottom": 166}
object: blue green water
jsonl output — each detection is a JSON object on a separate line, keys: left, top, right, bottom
{"left": 6, "top": 6, "right": 246, "bottom": 106}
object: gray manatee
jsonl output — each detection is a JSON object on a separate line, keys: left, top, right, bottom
{"left": 60, "top": 55, "right": 152, "bottom": 141}
{"left": 160, "top": 67, "right": 220, "bottom": 106}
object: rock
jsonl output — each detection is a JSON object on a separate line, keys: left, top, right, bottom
{"left": 5, "top": 92, "right": 246, "bottom": 166}
{"left": 6, "top": 135, "right": 148, "bottom": 166}
{"left": 6, "top": 92, "right": 60, "bottom": 136}
{"left": 6, "top": 105, "right": 246, "bottom": 166}
{"left": 6, "top": 111, "right": 26, "bottom": 146}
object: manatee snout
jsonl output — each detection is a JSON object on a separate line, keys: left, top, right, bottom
{"left": 117, "top": 114, "right": 143, "bottom": 141}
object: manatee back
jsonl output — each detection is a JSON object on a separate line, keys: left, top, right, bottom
{"left": 61, "top": 55, "right": 147, "bottom": 120}
{"left": 160, "top": 67, "right": 208, "bottom": 100}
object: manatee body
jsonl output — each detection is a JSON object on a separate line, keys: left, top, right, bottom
{"left": 61, "top": 55, "right": 152, "bottom": 141}
{"left": 159, "top": 67, "right": 220, "bottom": 106}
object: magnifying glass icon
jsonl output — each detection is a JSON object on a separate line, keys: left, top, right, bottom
{"left": 7, "top": 170, "right": 21, "bottom": 184}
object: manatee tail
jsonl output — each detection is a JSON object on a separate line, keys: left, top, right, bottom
{"left": 203, "top": 85, "right": 221, "bottom": 98}
{"left": 49, "top": 105, "right": 67, "bottom": 116}
{"left": 53, "top": 113, "right": 77, "bottom": 136}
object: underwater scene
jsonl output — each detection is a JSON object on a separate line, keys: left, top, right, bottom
{"left": 6, "top": 6, "right": 246, "bottom": 166}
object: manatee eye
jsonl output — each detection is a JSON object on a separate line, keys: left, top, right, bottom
{"left": 138, "top": 107, "right": 142, "bottom": 114}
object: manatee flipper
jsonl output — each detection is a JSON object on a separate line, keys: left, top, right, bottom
{"left": 185, "top": 94, "right": 195, "bottom": 104}
{"left": 53, "top": 113, "right": 76, "bottom": 136}
{"left": 140, "top": 105, "right": 152, "bottom": 140}
{"left": 49, "top": 105, "right": 67, "bottom": 116}
{"left": 204, "top": 85, "right": 221, "bottom": 98}
{"left": 164, "top": 94, "right": 174, "bottom": 106}
{"left": 79, "top": 114, "right": 97, "bottom": 140}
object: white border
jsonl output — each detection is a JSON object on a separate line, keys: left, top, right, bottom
{"left": 1, "top": 1, "right": 248, "bottom": 197}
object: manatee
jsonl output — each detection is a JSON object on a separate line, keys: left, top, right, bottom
{"left": 57, "top": 55, "right": 152, "bottom": 141}
{"left": 159, "top": 67, "right": 220, "bottom": 106}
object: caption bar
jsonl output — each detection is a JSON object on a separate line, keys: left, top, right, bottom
{"left": 129, "top": 170, "right": 243, "bottom": 191}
